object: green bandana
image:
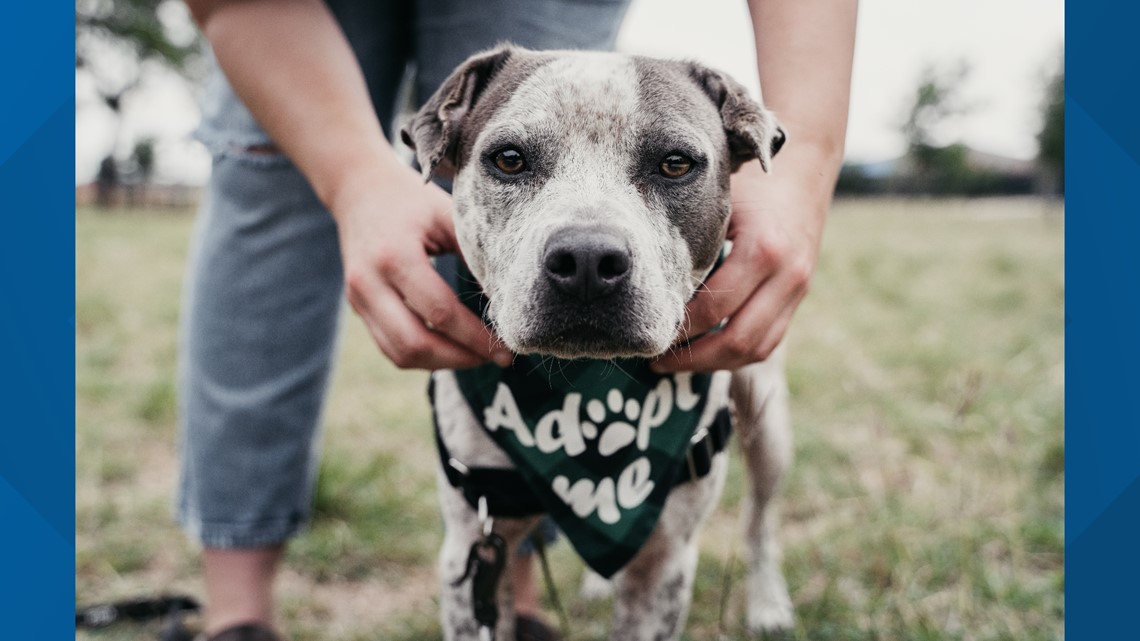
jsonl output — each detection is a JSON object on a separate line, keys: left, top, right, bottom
{"left": 453, "top": 359, "right": 715, "bottom": 577}
{"left": 446, "top": 262, "right": 719, "bottom": 578}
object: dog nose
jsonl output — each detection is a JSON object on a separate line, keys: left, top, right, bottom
{"left": 543, "top": 227, "right": 631, "bottom": 302}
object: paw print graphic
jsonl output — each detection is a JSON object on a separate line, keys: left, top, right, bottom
{"left": 583, "top": 388, "right": 641, "bottom": 457}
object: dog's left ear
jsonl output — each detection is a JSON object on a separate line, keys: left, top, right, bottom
{"left": 690, "top": 65, "right": 786, "bottom": 173}
{"left": 401, "top": 45, "right": 515, "bottom": 181}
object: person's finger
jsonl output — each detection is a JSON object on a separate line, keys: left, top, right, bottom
{"left": 370, "top": 288, "right": 490, "bottom": 369}
{"left": 683, "top": 242, "right": 776, "bottom": 338}
{"left": 654, "top": 272, "right": 803, "bottom": 373}
{"left": 393, "top": 258, "right": 514, "bottom": 366}
{"left": 347, "top": 268, "right": 488, "bottom": 370}
{"left": 422, "top": 189, "right": 463, "bottom": 256}
{"left": 753, "top": 291, "right": 804, "bottom": 361}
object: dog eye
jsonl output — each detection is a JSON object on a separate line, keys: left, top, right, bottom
{"left": 493, "top": 148, "right": 527, "bottom": 175}
{"left": 659, "top": 154, "right": 693, "bottom": 179}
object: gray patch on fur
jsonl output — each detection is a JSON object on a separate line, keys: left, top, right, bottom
{"left": 630, "top": 56, "right": 735, "bottom": 275}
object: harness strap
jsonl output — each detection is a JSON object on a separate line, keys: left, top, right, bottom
{"left": 434, "top": 421, "right": 547, "bottom": 517}
{"left": 683, "top": 407, "right": 733, "bottom": 481}
{"left": 432, "top": 375, "right": 733, "bottom": 518}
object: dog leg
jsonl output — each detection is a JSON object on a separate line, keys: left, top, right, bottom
{"left": 611, "top": 539, "right": 698, "bottom": 641}
{"left": 437, "top": 475, "right": 541, "bottom": 641}
{"left": 609, "top": 457, "right": 727, "bottom": 641}
{"left": 731, "top": 346, "right": 795, "bottom": 634}
{"left": 578, "top": 567, "right": 614, "bottom": 602}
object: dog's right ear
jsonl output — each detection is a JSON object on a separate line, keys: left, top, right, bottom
{"left": 401, "top": 45, "right": 514, "bottom": 181}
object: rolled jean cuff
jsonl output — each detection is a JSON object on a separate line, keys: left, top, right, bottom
{"left": 178, "top": 512, "right": 308, "bottom": 549}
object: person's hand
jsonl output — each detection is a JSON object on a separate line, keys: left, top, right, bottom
{"left": 333, "top": 157, "right": 514, "bottom": 370}
{"left": 652, "top": 157, "right": 829, "bottom": 373}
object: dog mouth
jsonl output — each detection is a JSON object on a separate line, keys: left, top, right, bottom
{"left": 514, "top": 334, "right": 660, "bottom": 360}
{"left": 509, "top": 306, "right": 669, "bottom": 359}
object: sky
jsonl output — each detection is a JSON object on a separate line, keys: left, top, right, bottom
{"left": 75, "top": 0, "right": 1064, "bottom": 185}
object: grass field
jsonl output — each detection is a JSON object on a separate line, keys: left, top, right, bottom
{"left": 76, "top": 197, "right": 1064, "bottom": 641}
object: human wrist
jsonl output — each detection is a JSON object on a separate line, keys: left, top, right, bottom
{"left": 319, "top": 144, "right": 411, "bottom": 224}
{"left": 782, "top": 125, "right": 844, "bottom": 172}
{"left": 768, "top": 132, "right": 845, "bottom": 214}
{"left": 736, "top": 135, "right": 840, "bottom": 198}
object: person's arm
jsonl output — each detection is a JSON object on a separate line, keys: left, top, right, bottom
{"left": 654, "top": 0, "right": 857, "bottom": 372}
{"left": 186, "top": 0, "right": 513, "bottom": 369}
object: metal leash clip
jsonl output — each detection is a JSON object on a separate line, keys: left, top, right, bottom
{"left": 452, "top": 496, "right": 507, "bottom": 641}
{"left": 478, "top": 495, "right": 493, "bottom": 539}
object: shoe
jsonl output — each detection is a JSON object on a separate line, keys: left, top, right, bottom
{"left": 201, "top": 623, "right": 282, "bottom": 641}
{"left": 516, "top": 614, "right": 563, "bottom": 641}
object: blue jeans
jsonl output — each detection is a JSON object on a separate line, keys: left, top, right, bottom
{"left": 177, "top": 0, "right": 630, "bottom": 548}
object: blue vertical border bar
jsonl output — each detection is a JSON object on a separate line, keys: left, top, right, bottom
{"left": 1066, "top": 0, "right": 1140, "bottom": 637}
{"left": 0, "top": 2, "right": 76, "bottom": 638}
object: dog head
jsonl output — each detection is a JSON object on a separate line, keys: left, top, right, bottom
{"left": 403, "top": 45, "right": 785, "bottom": 359}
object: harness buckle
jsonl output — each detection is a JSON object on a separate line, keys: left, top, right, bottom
{"left": 687, "top": 426, "right": 711, "bottom": 480}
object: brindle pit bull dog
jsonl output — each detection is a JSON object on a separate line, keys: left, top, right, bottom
{"left": 402, "top": 45, "right": 794, "bottom": 641}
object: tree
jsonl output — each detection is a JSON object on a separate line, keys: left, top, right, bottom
{"left": 1037, "top": 58, "right": 1064, "bottom": 194}
{"left": 129, "top": 137, "right": 157, "bottom": 205}
{"left": 902, "top": 62, "right": 971, "bottom": 147}
{"left": 76, "top": 0, "right": 201, "bottom": 203}
{"left": 898, "top": 62, "right": 983, "bottom": 194}
{"left": 132, "top": 137, "right": 156, "bottom": 184}
{"left": 76, "top": 0, "right": 199, "bottom": 72}
{"left": 902, "top": 62, "right": 971, "bottom": 166}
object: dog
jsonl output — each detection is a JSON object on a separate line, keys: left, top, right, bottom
{"left": 402, "top": 45, "right": 794, "bottom": 641}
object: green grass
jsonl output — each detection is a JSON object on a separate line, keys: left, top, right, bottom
{"left": 76, "top": 197, "right": 1064, "bottom": 640}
